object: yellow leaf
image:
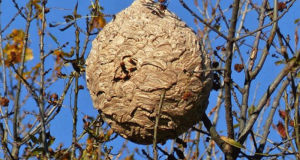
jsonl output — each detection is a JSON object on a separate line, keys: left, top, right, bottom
{"left": 9, "top": 29, "right": 25, "bottom": 44}
{"left": 53, "top": 50, "right": 63, "bottom": 56}
{"left": 15, "top": 71, "right": 31, "bottom": 80}
{"left": 98, "top": 16, "right": 106, "bottom": 28}
{"left": 248, "top": 105, "right": 256, "bottom": 117}
{"left": 90, "top": 16, "right": 106, "bottom": 31}
{"left": 275, "top": 60, "right": 285, "bottom": 65}
{"left": 105, "top": 129, "right": 114, "bottom": 141}
{"left": 2, "top": 29, "right": 33, "bottom": 66}
{"left": 221, "top": 136, "right": 246, "bottom": 149}
{"left": 25, "top": 48, "right": 33, "bottom": 61}
{"left": 86, "top": 137, "right": 93, "bottom": 144}
{"left": 32, "top": 0, "right": 41, "bottom": 11}
{"left": 254, "top": 152, "right": 270, "bottom": 156}
{"left": 32, "top": 63, "right": 41, "bottom": 70}
{"left": 38, "top": 13, "right": 43, "bottom": 20}
{"left": 124, "top": 154, "right": 134, "bottom": 160}
{"left": 233, "top": 123, "right": 239, "bottom": 129}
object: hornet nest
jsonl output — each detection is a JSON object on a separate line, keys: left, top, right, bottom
{"left": 86, "top": 0, "right": 213, "bottom": 144}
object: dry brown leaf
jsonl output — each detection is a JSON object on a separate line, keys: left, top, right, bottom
{"left": 290, "top": 120, "right": 294, "bottom": 127}
{"left": 0, "top": 97, "right": 9, "bottom": 107}
{"left": 50, "top": 93, "right": 58, "bottom": 103}
{"left": 278, "top": 2, "right": 287, "bottom": 12}
{"left": 278, "top": 109, "right": 287, "bottom": 120}
{"left": 194, "top": 18, "right": 198, "bottom": 24}
{"left": 276, "top": 121, "right": 287, "bottom": 139}
{"left": 234, "top": 64, "right": 244, "bottom": 73}
{"left": 221, "top": 47, "right": 226, "bottom": 51}
{"left": 27, "top": 123, "right": 33, "bottom": 129}
{"left": 194, "top": 0, "right": 198, "bottom": 6}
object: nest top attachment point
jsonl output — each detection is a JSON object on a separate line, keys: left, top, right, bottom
{"left": 86, "top": 0, "right": 213, "bottom": 144}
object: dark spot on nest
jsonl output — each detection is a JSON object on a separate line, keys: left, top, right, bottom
{"left": 96, "top": 91, "right": 105, "bottom": 96}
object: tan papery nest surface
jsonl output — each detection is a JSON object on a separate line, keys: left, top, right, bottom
{"left": 86, "top": 0, "right": 213, "bottom": 144}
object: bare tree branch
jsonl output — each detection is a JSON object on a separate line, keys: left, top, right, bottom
{"left": 223, "top": 1, "right": 241, "bottom": 159}
{"left": 257, "top": 79, "right": 289, "bottom": 154}
{"left": 239, "top": 50, "right": 300, "bottom": 143}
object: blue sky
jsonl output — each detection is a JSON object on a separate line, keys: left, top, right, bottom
{"left": 1, "top": 0, "right": 300, "bottom": 159}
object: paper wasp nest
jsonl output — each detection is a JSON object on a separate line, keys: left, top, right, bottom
{"left": 86, "top": 0, "right": 213, "bottom": 144}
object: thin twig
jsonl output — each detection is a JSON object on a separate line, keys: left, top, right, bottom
{"left": 239, "top": 0, "right": 292, "bottom": 145}
{"left": 294, "top": 82, "right": 300, "bottom": 155}
{"left": 239, "top": 0, "right": 267, "bottom": 137}
{"left": 231, "top": 87, "right": 241, "bottom": 109}
{"left": 254, "top": 132, "right": 294, "bottom": 154}
{"left": 234, "top": 0, "right": 296, "bottom": 42}
{"left": 42, "top": 42, "right": 69, "bottom": 59}
{"left": 179, "top": 0, "right": 228, "bottom": 40}
{"left": 1, "top": 7, "right": 23, "bottom": 33}
{"left": 153, "top": 89, "right": 166, "bottom": 160}
{"left": 71, "top": 71, "right": 79, "bottom": 159}
{"left": 11, "top": 0, "right": 26, "bottom": 19}
{"left": 239, "top": 50, "right": 300, "bottom": 143}
{"left": 10, "top": 65, "right": 40, "bottom": 103}
{"left": 282, "top": 88, "right": 297, "bottom": 154}
{"left": 79, "top": 16, "right": 93, "bottom": 58}
{"left": 20, "top": 74, "right": 75, "bottom": 145}
{"left": 71, "top": 26, "right": 81, "bottom": 159}
{"left": 38, "top": 0, "right": 49, "bottom": 158}
{"left": 0, "top": 123, "right": 14, "bottom": 160}
{"left": 193, "top": 68, "right": 227, "bottom": 73}
{"left": 64, "top": 115, "right": 102, "bottom": 153}
{"left": 0, "top": 0, "right": 13, "bottom": 146}
{"left": 256, "top": 79, "right": 288, "bottom": 153}
{"left": 191, "top": 126, "right": 210, "bottom": 136}
{"left": 12, "top": 4, "right": 33, "bottom": 158}
{"left": 217, "top": 4, "right": 230, "bottom": 29}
